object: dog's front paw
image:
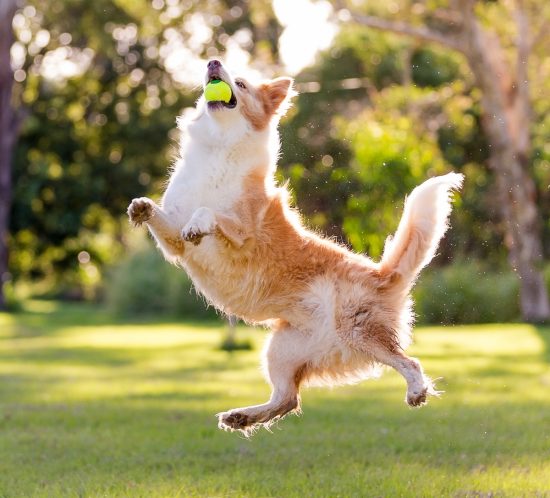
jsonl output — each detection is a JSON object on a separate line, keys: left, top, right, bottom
{"left": 128, "top": 197, "right": 154, "bottom": 226}
{"left": 182, "top": 207, "right": 216, "bottom": 245}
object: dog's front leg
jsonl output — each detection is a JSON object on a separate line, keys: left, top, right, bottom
{"left": 181, "top": 207, "right": 217, "bottom": 245}
{"left": 127, "top": 197, "right": 184, "bottom": 258}
{"left": 182, "top": 207, "right": 249, "bottom": 247}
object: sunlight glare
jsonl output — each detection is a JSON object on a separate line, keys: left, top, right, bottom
{"left": 40, "top": 46, "right": 94, "bottom": 82}
{"left": 273, "top": 0, "right": 337, "bottom": 75}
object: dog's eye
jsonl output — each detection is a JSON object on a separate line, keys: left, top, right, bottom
{"left": 236, "top": 81, "right": 247, "bottom": 90}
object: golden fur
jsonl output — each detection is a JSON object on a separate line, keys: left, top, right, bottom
{"left": 128, "top": 61, "right": 463, "bottom": 435}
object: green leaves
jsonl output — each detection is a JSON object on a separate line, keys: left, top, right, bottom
{"left": 335, "top": 87, "right": 447, "bottom": 257}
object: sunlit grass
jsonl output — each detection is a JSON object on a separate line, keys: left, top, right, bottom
{"left": 0, "top": 301, "right": 549, "bottom": 497}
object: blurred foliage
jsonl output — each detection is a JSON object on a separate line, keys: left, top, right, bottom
{"left": 280, "top": 25, "right": 502, "bottom": 263}
{"left": 9, "top": 0, "right": 282, "bottom": 297}
{"left": 11, "top": 0, "right": 189, "bottom": 295}
{"left": 106, "top": 244, "right": 217, "bottom": 319}
{"left": 7, "top": 0, "right": 550, "bottom": 317}
{"left": 106, "top": 247, "right": 549, "bottom": 324}
{"left": 336, "top": 86, "right": 449, "bottom": 256}
{"left": 414, "top": 260, "right": 521, "bottom": 324}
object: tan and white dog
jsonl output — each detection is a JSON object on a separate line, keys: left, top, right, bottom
{"left": 127, "top": 59, "right": 463, "bottom": 434}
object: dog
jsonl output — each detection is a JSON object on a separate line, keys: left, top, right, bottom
{"left": 127, "top": 59, "right": 463, "bottom": 434}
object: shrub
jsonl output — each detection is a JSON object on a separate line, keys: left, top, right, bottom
{"left": 2, "top": 281, "right": 23, "bottom": 312}
{"left": 108, "top": 248, "right": 545, "bottom": 325}
{"left": 414, "top": 261, "right": 520, "bottom": 324}
{"left": 106, "top": 247, "right": 217, "bottom": 319}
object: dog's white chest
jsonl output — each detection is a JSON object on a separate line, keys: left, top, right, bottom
{"left": 161, "top": 150, "right": 243, "bottom": 228}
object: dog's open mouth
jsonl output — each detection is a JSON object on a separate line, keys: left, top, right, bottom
{"left": 206, "top": 75, "right": 237, "bottom": 111}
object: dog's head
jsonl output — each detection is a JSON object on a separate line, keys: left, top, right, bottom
{"left": 187, "top": 60, "right": 295, "bottom": 142}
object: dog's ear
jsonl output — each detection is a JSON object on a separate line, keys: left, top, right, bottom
{"left": 263, "top": 77, "right": 296, "bottom": 116}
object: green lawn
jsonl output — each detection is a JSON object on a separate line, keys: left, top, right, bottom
{"left": 0, "top": 301, "right": 549, "bottom": 497}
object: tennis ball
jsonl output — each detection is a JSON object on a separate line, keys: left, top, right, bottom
{"left": 204, "top": 79, "right": 232, "bottom": 103}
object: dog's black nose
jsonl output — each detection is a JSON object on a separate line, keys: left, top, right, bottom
{"left": 207, "top": 60, "right": 221, "bottom": 70}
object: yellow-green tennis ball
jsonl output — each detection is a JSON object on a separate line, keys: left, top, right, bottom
{"left": 204, "top": 79, "right": 232, "bottom": 103}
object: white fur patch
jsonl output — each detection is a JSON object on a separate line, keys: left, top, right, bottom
{"left": 182, "top": 207, "right": 216, "bottom": 237}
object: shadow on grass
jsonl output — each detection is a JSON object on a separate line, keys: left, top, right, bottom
{"left": 2, "top": 299, "right": 225, "bottom": 339}
{"left": 0, "top": 342, "right": 230, "bottom": 368}
{"left": 0, "top": 372, "right": 225, "bottom": 408}
{"left": 0, "top": 347, "right": 148, "bottom": 367}
{"left": 0, "top": 341, "right": 252, "bottom": 385}
{"left": 0, "top": 358, "right": 548, "bottom": 496}
{"left": 1, "top": 304, "right": 549, "bottom": 495}
{"left": 535, "top": 325, "right": 550, "bottom": 363}
{"left": 1, "top": 389, "right": 549, "bottom": 497}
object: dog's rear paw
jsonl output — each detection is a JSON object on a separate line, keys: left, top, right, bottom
{"left": 406, "top": 378, "right": 442, "bottom": 407}
{"left": 407, "top": 388, "right": 428, "bottom": 407}
{"left": 217, "top": 410, "right": 258, "bottom": 435}
{"left": 128, "top": 197, "right": 153, "bottom": 226}
{"left": 219, "top": 411, "right": 250, "bottom": 430}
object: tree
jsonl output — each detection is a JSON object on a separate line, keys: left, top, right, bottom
{"left": 339, "top": 0, "right": 550, "bottom": 322}
{"left": 280, "top": 25, "right": 493, "bottom": 263}
{"left": 7, "top": 0, "right": 283, "bottom": 297}
{"left": 9, "top": 0, "right": 193, "bottom": 296}
{"left": 0, "top": 0, "right": 17, "bottom": 309}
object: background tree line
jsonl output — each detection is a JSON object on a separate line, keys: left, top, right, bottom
{"left": 1, "top": 0, "right": 549, "bottom": 322}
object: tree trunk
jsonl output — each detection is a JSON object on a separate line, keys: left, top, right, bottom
{"left": 0, "top": 1, "right": 17, "bottom": 310}
{"left": 347, "top": 1, "right": 550, "bottom": 322}
{"left": 460, "top": 8, "right": 550, "bottom": 322}
{"left": 492, "top": 153, "right": 550, "bottom": 322}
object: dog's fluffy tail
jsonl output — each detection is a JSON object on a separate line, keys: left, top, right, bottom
{"left": 378, "top": 173, "right": 464, "bottom": 294}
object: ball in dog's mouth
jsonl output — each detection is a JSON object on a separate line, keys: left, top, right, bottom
{"left": 205, "top": 76, "right": 237, "bottom": 110}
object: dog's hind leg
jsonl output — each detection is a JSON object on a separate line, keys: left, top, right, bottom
{"left": 370, "top": 344, "right": 439, "bottom": 407}
{"left": 218, "top": 324, "right": 309, "bottom": 434}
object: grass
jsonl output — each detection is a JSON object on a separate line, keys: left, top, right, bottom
{"left": 0, "top": 301, "right": 549, "bottom": 497}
